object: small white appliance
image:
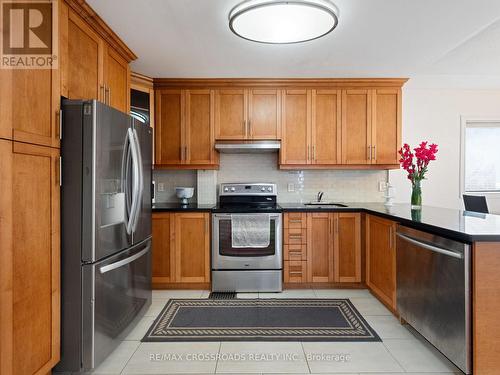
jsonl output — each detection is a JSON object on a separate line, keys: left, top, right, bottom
{"left": 176, "top": 187, "right": 194, "bottom": 205}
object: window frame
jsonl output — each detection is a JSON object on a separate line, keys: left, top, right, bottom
{"left": 460, "top": 116, "right": 500, "bottom": 197}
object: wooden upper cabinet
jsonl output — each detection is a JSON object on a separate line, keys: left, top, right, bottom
{"left": 152, "top": 213, "right": 175, "bottom": 286}
{"left": 104, "top": 45, "right": 130, "bottom": 113}
{"left": 0, "top": 140, "right": 60, "bottom": 375}
{"left": 311, "top": 89, "right": 341, "bottom": 165}
{"left": 334, "top": 213, "right": 361, "bottom": 282}
{"left": 372, "top": 89, "right": 401, "bottom": 165}
{"left": 0, "top": 69, "right": 60, "bottom": 148}
{"left": 155, "top": 89, "right": 184, "bottom": 165}
{"left": 65, "top": 8, "right": 104, "bottom": 102}
{"left": 342, "top": 89, "right": 372, "bottom": 164}
{"left": 366, "top": 215, "right": 397, "bottom": 309}
{"left": 248, "top": 89, "right": 281, "bottom": 139}
{"left": 215, "top": 89, "right": 247, "bottom": 139}
{"left": 174, "top": 213, "right": 210, "bottom": 283}
{"left": 63, "top": 8, "right": 131, "bottom": 112}
{"left": 185, "top": 90, "right": 216, "bottom": 165}
{"left": 281, "top": 89, "right": 311, "bottom": 165}
{"left": 307, "top": 213, "right": 334, "bottom": 282}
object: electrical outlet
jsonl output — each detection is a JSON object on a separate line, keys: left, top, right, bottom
{"left": 288, "top": 183, "right": 295, "bottom": 192}
{"left": 378, "top": 181, "right": 387, "bottom": 192}
{"left": 157, "top": 183, "right": 165, "bottom": 192}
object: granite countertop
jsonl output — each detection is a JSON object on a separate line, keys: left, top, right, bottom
{"left": 280, "top": 202, "right": 500, "bottom": 243}
{"left": 152, "top": 201, "right": 500, "bottom": 242}
{"left": 152, "top": 202, "right": 214, "bottom": 212}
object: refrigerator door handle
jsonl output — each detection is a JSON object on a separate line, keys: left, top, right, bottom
{"left": 99, "top": 243, "right": 150, "bottom": 274}
{"left": 131, "top": 128, "right": 144, "bottom": 233}
{"left": 127, "top": 128, "right": 140, "bottom": 235}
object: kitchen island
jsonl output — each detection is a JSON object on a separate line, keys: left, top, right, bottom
{"left": 152, "top": 202, "right": 500, "bottom": 374}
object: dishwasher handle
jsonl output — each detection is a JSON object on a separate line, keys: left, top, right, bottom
{"left": 396, "top": 232, "right": 463, "bottom": 259}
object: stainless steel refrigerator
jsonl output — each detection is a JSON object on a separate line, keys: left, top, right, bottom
{"left": 56, "top": 100, "right": 152, "bottom": 372}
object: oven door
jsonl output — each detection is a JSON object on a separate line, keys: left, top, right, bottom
{"left": 212, "top": 213, "right": 282, "bottom": 270}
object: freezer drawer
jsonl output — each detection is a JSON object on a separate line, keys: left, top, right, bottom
{"left": 82, "top": 238, "right": 152, "bottom": 370}
{"left": 396, "top": 226, "right": 471, "bottom": 374}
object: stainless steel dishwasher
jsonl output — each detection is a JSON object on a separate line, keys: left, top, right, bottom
{"left": 396, "top": 225, "right": 471, "bottom": 374}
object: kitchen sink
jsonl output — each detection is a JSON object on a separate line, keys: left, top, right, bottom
{"left": 304, "top": 202, "right": 348, "bottom": 207}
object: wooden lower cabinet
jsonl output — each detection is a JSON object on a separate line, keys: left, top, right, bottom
{"left": 365, "top": 214, "right": 397, "bottom": 309}
{"left": 334, "top": 213, "right": 362, "bottom": 282}
{"left": 283, "top": 212, "right": 361, "bottom": 284}
{"left": 307, "top": 213, "right": 334, "bottom": 282}
{"left": 152, "top": 212, "right": 210, "bottom": 287}
{"left": 0, "top": 140, "right": 60, "bottom": 375}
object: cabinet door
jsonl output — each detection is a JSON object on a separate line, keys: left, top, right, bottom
{"left": 307, "top": 213, "right": 334, "bottom": 282}
{"left": 0, "top": 140, "right": 60, "bottom": 375}
{"left": 311, "top": 89, "right": 341, "bottom": 165}
{"left": 372, "top": 89, "right": 401, "bottom": 165}
{"left": 0, "top": 68, "right": 60, "bottom": 148}
{"left": 174, "top": 213, "right": 210, "bottom": 283}
{"left": 281, "top": 89, "right": 311, "bottom": 165}
{"left": 66, "top": 9, "right": 104, "bottom": 102}
{"left": 366, "top": 215, "right": 396, "bottom": 309}
{"left": 155, "top": 89, "right": 184, "bottom": 165}
{"left": 248, "top": 89, "right": 281, "bottom": 139}
{"left": 104, "top": 45, "right": 130, "bottom": 113}
{"left": 152, "top": 213, "right": 175, "bottom": 286}
{"left": 185, "top": 90, "right": 216, "bottom": 165}
{"left": 334, "top": 213, "right": 361, "bottom": 282}
{"left": 341, "top": 90, "right": 372, "bottom": 164}
{"left": 215, "top": 89, "right": 247, "bottom": 139}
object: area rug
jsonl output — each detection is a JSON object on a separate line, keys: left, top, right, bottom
{"left": 142, "top": 299, "right": 380, "bottom": 342}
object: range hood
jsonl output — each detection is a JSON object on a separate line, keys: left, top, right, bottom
{"left": 214, "top": 140, "right": 280, "bottom": 153}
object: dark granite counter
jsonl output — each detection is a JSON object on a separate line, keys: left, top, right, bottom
{"left": 152, "top": 203, "right": 214, "bottom": 212}
{"left": 153, "top": 201, "right": 500, "bottom": 242}
{"left": 280, "top": 202, "right": 500, "bottom": 243}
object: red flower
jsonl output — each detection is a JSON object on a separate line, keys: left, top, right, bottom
{"left": 398, "top": 141, "right": 438, "bottom": 183}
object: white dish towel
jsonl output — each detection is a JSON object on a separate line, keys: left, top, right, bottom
{"left": 231, "top": 214, "right": 271, "bottom": 248}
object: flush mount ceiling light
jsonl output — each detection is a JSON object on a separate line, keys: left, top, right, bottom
{"left": 229, "top": 0, "right": 339, "bottom": 44}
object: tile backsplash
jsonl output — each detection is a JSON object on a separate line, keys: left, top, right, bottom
{"left": 153, "top": 169, "right": 197, "bottom": 203}
{"left": 154, "top": 153, "right": 387, "bottom": 204}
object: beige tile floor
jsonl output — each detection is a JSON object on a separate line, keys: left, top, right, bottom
{"left": 85, "top": 289, "right": 462, "bottom": 375}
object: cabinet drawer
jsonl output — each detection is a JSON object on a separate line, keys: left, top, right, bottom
{"left": 284, "top": 244, "right": 307, "bottom": 261}
{"left": 284, "top": 261, "right": 308, "bottom": 283}
{"left": 284, "top": 228, "right": 307, "bottom": 244}
{"left": 284, "top": 212, "right": 307, "bottom": 229}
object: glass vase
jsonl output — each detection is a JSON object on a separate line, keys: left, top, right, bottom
{"left": 411, "top": 180, "right": 422, "bottom": 209}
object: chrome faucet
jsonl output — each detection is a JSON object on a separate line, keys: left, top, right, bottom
{"left": 317, "top": 191, "right": 324, "bottom": 202}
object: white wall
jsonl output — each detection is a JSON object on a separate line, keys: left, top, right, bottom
{"left": 390, "top": 86, "right": 500, "bottom": 213}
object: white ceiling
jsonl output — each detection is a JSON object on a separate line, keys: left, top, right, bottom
{"left": 88, "top": 0, "right": 500, "bottom": 82}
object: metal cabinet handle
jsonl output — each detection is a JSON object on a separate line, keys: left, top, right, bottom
{"left": 289, "top": 271, "right": 303, "bottom": 275}
{"left": 288, "top": 219, "right": 303, "bottom": 223}
{"left": 367, "top": 145, "right": 372, "bottom": 160}
{"left": 248, "top": 120, "right": 251, "bottom": 136}
{"left": 312, "top": 145, "right": 315, "bottom": 161}
{"left": 100, "top": 85, "right": 105, "bottom": 102}
{"left": 396, "top": 232, "right": 463, "bottom": 259}
{"left": 307, "top": 145, "right": 310, "bottom": 161}
{"left": 373, "top": 145, "right": 376, "bottom": 161}
{"left": 184, "top": 146, "right": 188, "bottom": 161}
{"left": 288, "top": 234, "right": 303, "bottom": 239}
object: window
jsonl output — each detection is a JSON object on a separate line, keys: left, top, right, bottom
{"left": 462, "top": 119, "right": 500, "bottom": 193}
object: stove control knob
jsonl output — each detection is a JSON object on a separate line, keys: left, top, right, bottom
{"left": 223, "top": 187, "right": 229, "bottom": 192}
{"left": 261, "top": 187, "right": 266, "bottom": 192}
{"left": 230, "top": 187, "right": 235, "bottom": 192}
{"left": 267, "top": 186, "right": 273, "bottom": 192}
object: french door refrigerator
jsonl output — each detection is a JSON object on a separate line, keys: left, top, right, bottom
{"left": 56, "top": 100, "right": 152, "bottom": 372}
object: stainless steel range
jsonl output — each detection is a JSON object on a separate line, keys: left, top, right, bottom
{"left": 212, "top": 183, "right": 282, "bottom": 292}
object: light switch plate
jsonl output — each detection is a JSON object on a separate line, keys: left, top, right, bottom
{"left": 288, "top": 183, "right": 295, "bottom": 192}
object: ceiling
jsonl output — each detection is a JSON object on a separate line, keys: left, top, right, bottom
{"left": 88, "top": 0, "right": 500, "bottom": 82}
